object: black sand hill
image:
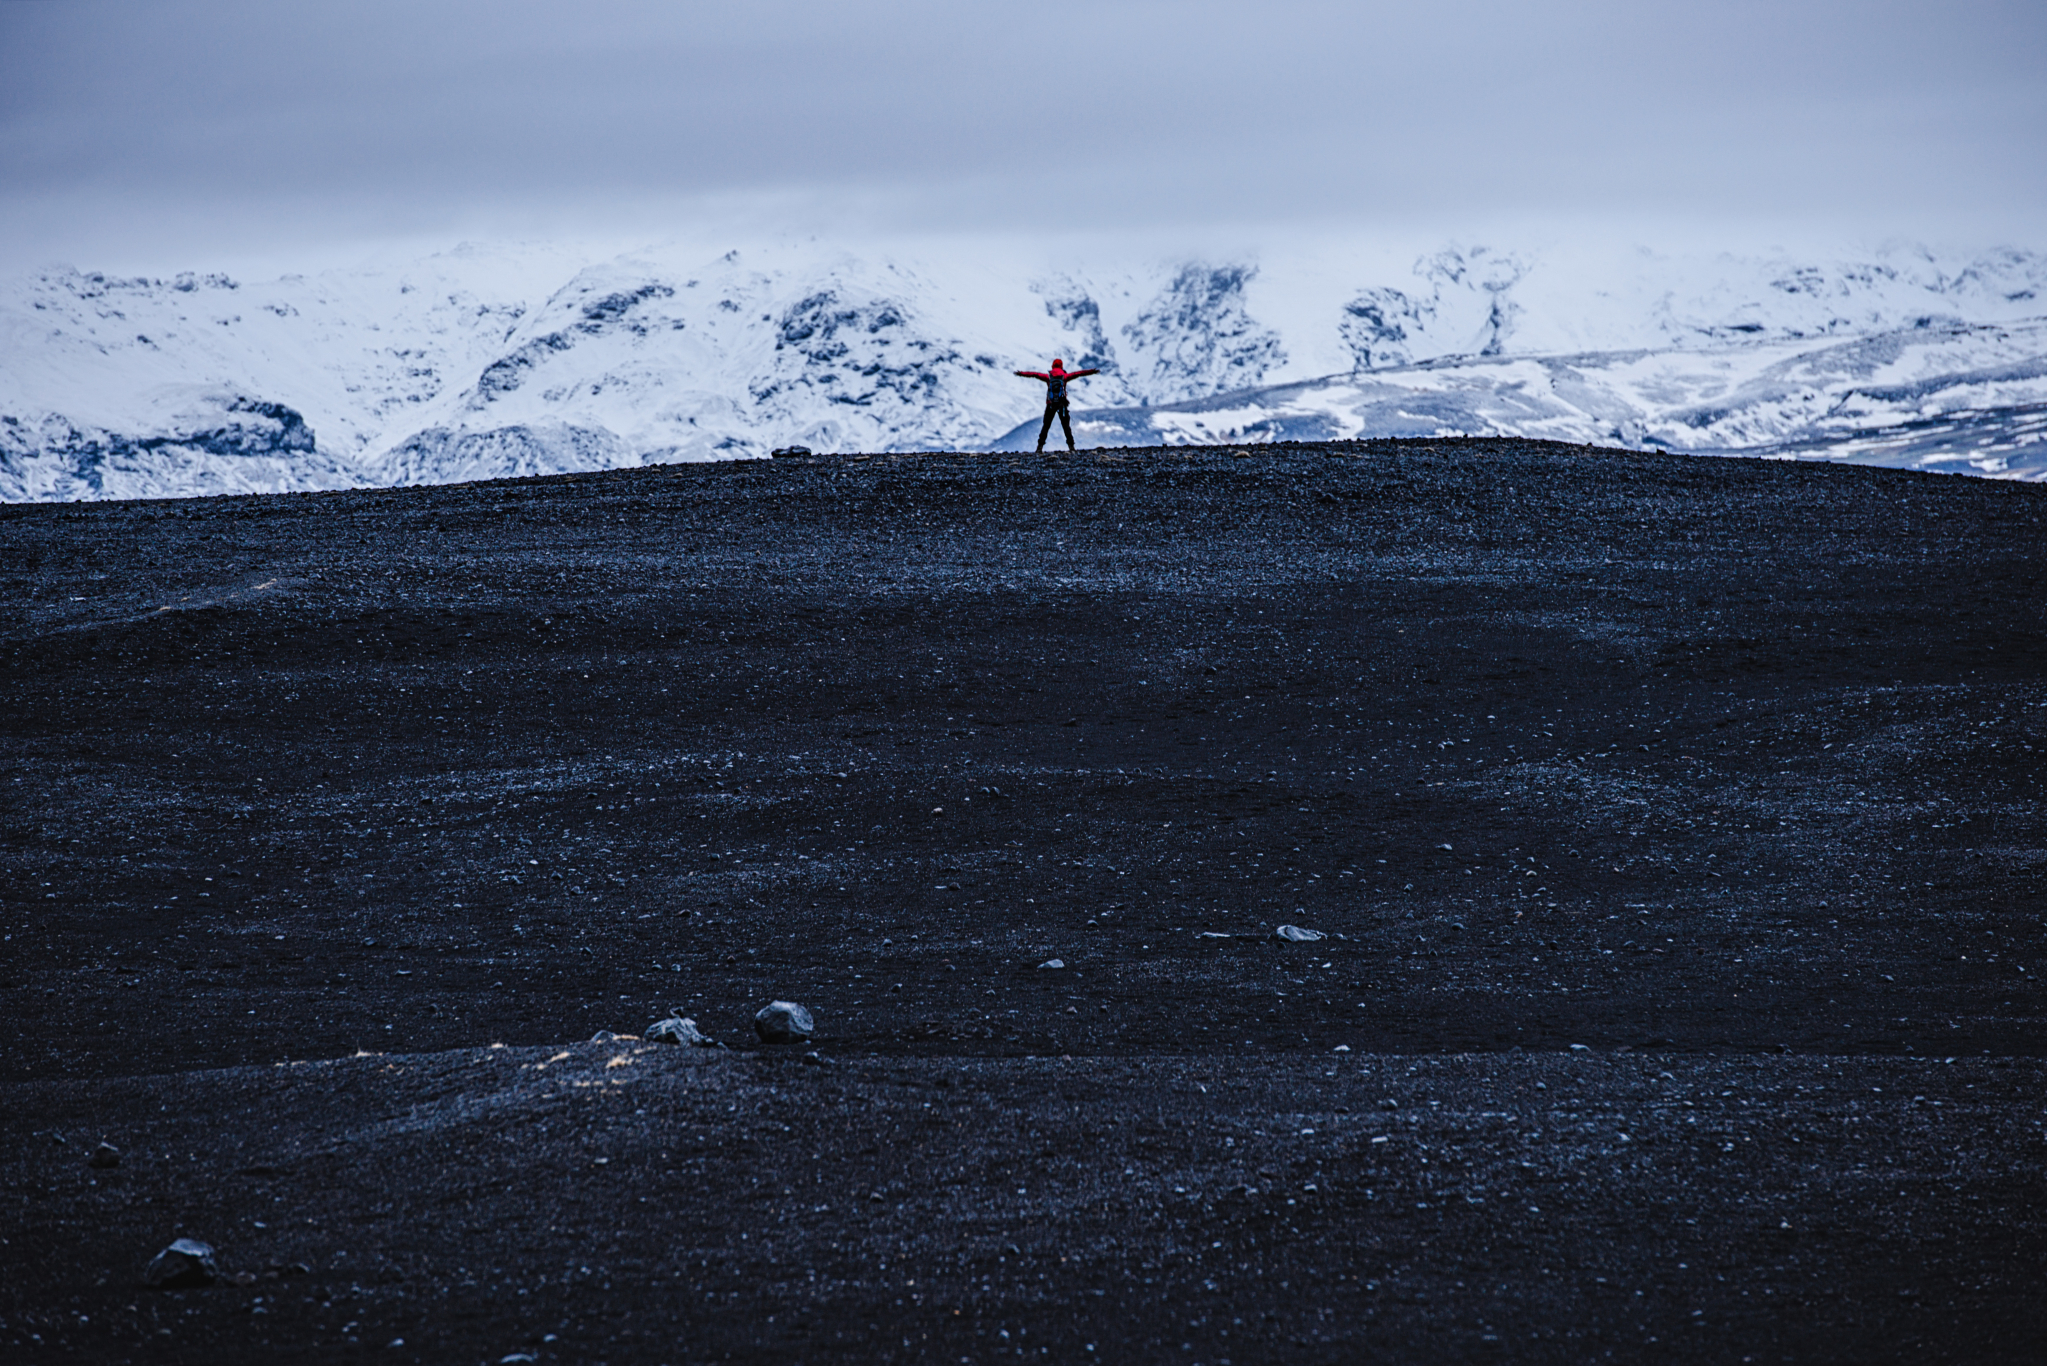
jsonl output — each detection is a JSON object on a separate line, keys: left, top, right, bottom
{"left": 3, "top": 440, "right": 2044, "bottom": 1363}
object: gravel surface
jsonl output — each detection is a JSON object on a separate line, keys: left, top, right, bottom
{"left": 3, "top": 439, "right": 2044, "bottom": 1361}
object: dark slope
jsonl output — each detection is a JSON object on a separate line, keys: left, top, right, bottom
{"left": 7, "top": 1047, "right": 2043, "bottom": 1363}
{"left": 3, "top": 439, "right": 2045, "bottom": 1361}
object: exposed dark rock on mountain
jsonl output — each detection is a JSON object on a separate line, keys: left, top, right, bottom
{"left": 0, "top": 391, "right": 331, "bottom": 501}
{"left": 1121, "top": 263, "right": 1287, "bottom": 403}
{"left": 1341, "top": 246, "right": 1528, "bottom": 370}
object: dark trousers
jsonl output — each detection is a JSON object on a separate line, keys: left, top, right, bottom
{"left": 1035, "top": 398, "right": 1074, "bottom": 452}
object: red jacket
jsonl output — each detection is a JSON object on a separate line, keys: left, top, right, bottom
{"left": 1015, "top": 363, "right": 1099, "bottom": 403}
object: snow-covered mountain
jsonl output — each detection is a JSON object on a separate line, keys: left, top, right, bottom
{"left": 4, "top": 236, "right": 2045, "bottom": 499}
{"left": 1019, "top": 316, "right": 2047, "bottom": 480}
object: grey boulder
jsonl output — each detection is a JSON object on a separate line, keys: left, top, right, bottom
{"left": 754, "top": 1000, "right": 815, "bottom": 1045}
{"left": 143, "top": 1238, "right": 219, "bottom": 1289}
{"left": 1275, "top": 924, "right": 1327, "bottom": 942}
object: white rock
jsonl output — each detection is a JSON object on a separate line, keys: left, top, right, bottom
{"left": 647, "top": 1015, "right": 715, "bottom": 1047}
{"left": 754, "top": 1000, "right": 815, "bottom": 1045}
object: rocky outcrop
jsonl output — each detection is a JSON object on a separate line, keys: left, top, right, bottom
{"left": 1120, "top": 264, "right": 1286, "bottom": 404}
{"left": 1340, "top": 247, "right": 1528, "bottom": 371}
{"left": 0, "top": 391, "right": 343, "bottom": 502}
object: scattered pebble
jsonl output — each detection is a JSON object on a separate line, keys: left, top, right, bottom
{"left": 1038, "top": 958, "right": 1066, "bottom": 969}
{"left": 754, "top": 1000, "right": 815, "bottom": 1044}
{"left": 143, "top": 1238, "right": 218, "bottom": 1289}
{"left": 646, "top": 1015, "right": 716, "bottom": 1047}
{"left": 88, "top": 1141, "right": 121, "bottom": 1169}
{"left": 1275, "top": 925, "right": 1326, "bottom": 942}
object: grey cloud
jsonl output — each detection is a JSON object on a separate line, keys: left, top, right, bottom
{"left": 2, "top": 0, "right": 2043, "bottom": 266}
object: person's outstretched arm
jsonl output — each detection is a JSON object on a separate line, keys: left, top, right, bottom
{"left": 1015, "top": 370, "right": 1049, "bottom": 381}
{"left": 1068, "top": 368, "right": 1101, "bottom": 379}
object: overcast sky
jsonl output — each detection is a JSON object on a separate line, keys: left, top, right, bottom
{"left": 2, "top": 0, "right": 2043, "bottom": 273}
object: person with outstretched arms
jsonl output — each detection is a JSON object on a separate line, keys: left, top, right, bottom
{"left": 1015, "top": 358, "right": 1100, "bottom": 452}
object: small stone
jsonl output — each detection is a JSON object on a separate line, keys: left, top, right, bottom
{"left": 88, "top": 1141, "right": 121, "bottom": 1169}
{"left": 754, "top": 1000, "right": 815, "bottom": 1045}
{"left": 770, "top": 445, "right": 813, "bottom": 458}
{"left": 646, "top": 1015, "right": 716, "bottom": 1047}
{"left": 1275, "top": 924, "right": 1326, "bottom": 942}
{"left": 588, "top": 1030, "right": 629, "bottom": 1043}
{"left": 1038, "top": 958, "right": 1066, "bottom": 970}
{"left": 143, "top": 1238, "right": 218, "bottom": 1289}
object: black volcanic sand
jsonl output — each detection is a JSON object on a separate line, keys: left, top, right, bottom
{"left": 3, "top": 439, "right": 2044, "bottom": 1362}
